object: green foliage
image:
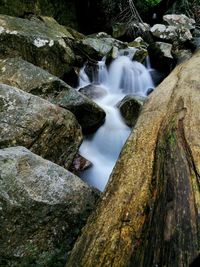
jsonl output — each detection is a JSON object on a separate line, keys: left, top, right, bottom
{"left": 144, "top": 0, "right": 161, "bottom": 6}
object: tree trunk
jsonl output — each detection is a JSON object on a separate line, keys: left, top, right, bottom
{"left": 66, "top": 51, "right": 200, "bottom": 267}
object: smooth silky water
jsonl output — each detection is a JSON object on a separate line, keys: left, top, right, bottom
{"left": 78, "top": 54, "right": 154, "bottom": 191}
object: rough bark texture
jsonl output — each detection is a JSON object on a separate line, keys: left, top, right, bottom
{"left": 66, "top": 50, "right": 200, "bottom": 267}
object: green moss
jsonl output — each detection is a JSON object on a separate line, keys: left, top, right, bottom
{"left": 144, "top": 0, "right": 161, "bottom": 6}
{"left": 0, "top": 98, "right": 5, "bottom": 112}
{"left": 168, "top": 130, "right": 176, "bottom": 147}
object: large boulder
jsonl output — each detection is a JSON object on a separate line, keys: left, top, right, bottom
{"left": 0, "top": 84, "right": 82, "bottom": 168}
{"left": 66, "top": 46, "right": 200, "bottom": 267}
{"left": 150, "top": 23, "right": 193, "bottom": 43}
{"left": 0, "top": 58, "right": 106, "bottom": 133}
{"left": 148, "top": 41, "right": 175, "bottom": 74}
{"left": 77, "top": 32, "right": 128, "bottom": 60}
{"left": 0, "top": 146, "right": 99, "bottom": 267}
{"left": 163, "top": 14, "right": 195, "bottom": 30}
{"left": 0, "top": 14, "right": 75, "bottom": 78}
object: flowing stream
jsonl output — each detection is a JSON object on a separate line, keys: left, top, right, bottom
{"left": 78, "top": 54, "right": 154, "bottom": 191}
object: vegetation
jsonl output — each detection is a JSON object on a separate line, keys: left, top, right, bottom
{"left": 144, "top": 0, "right": 161, "bottom": 6}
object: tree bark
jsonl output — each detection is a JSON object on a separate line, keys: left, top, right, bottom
{"left": 66, "top": 51, "right": 200, "bottom": 267}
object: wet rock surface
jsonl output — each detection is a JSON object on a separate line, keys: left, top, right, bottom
{"left": 117, "top": 95, "right": 144, "bottom": 127}
{"left": 70, "top": 153, "right": 92, "bottom": 173}
{"left": 79, "top": 85, "right": 107, "bottom": 100}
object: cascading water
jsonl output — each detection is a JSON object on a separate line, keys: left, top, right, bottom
{"left": 78, "top": 54, "right": 154, "bottom": 191}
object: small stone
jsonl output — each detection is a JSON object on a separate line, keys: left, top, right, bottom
{"left": 79, "top": 85, "right": 108, "bottom": 99}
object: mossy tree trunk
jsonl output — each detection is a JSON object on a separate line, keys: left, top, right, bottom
{"left": 66, "top": 52, "right": 200, "bottom": 267}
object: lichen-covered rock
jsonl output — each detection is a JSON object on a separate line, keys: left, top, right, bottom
{"left": 117, "top": 95, "right": 145, "bottom": 127}
{"left": 77, "top": 32, "right": 128, "bottom": 60}
{"left": 163, "top": 14, "right": 195, "bottom": 30}
{"left": 150, "top": 23, "right": 193, "bottom": 43}
{"left": 0, "top": 58, "right": 106, "bottom": 133}
{"left": 0, "top": 84, "right": 82, "bottom": 168}
{"left": 0, "top": 14, "right": 75, "bottom": 78}
{"left": 0, "top": 146, "right": 99, "bottom": 267}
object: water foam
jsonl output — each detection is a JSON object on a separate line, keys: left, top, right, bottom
{"left": 78, "top": 55, "right": 154, "bottom": 191}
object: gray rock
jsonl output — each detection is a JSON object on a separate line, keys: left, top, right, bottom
{"left": 0, "top": 146, "right": 99, "bottom": 267}
{"left": 79, "top": 85, "right": 107, "bottom": 100}
{"left": 173, "top": 49, "right": 193, "bottom": 64}
{"left": 117, "top": 95, "right": 145, "bottom": 127}
{"left": 0, "top": 58, "right": 106, "bottom": 133}
{"left": 148, "top": 42, "right": 175, "bottom": 74}
{"left": 155, "top": 42, "right": 173, "bottom": 58}
{"left": 189, "top": 37, "right": 200, "bottom": 50}
{"left": 0, "top": 14, "right": 75, "bottom": 78}
{"left": 0, "top": 84, "right": 82, "bottom": 168}
{"left": 163, "top": 14, "right": 195, "bottom": 30}
{"left": 77, "top": 32, "right": 128, "bottom": 60}
{"left": 150, "top": 23, "right": 193, "bottom": 43}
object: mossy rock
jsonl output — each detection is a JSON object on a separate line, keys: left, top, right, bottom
{"left": 0, "top": 14, "right": 75, "bottom": 78}
{"left": 117, "top": 95, "right": 145, "bottom": 127}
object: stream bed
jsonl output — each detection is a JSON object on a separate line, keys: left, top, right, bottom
{"left": 78, "top": 55, "right": 154, "bottom": 191}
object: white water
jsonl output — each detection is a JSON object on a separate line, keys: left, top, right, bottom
{"left": 78, "top": 55, "right": 154, "bottom": 191}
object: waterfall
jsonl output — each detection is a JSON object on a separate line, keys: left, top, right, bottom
{"left": 78, "top": 55, "right": 154, "bottom": 191}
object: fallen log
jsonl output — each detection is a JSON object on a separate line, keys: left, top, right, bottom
{"left": 66, "top": 50, "right": 200, "bottom": 267}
